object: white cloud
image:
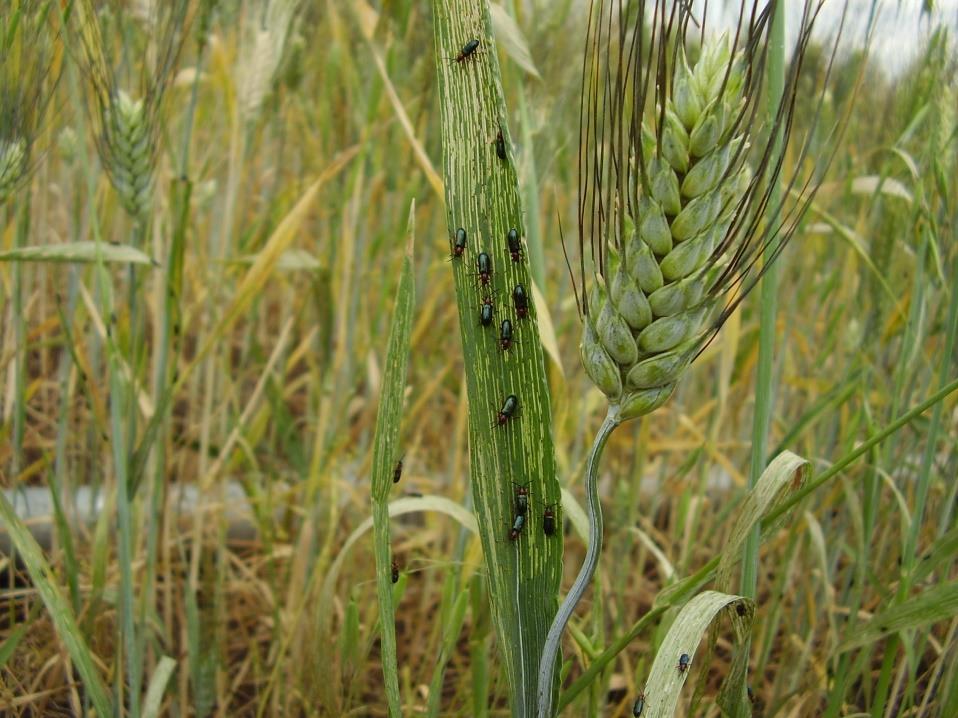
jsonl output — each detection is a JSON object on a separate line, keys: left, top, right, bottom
{"left": 705, "top": 1, "right": 957, "bottom": 77}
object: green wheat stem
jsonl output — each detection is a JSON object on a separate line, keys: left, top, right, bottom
{"left": 140, "top": 22, "right": 206, "bottom": 689}
{"left": 53, "top": 269, "right": 82, "bottom": 612}
{"left": 537, "top": 405, "right": 620, "bottom": 718}
{"left": 110, "top": 348, "right": 140, "bottom": 718}
{"left": 741, "top": 0, "right": 786, "bottom": 601}
{"left": 11, "top": 196, "right": 30, "bottom": 481}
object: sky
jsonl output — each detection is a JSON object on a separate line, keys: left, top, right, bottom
{"left": 706, "top": 0, "right": 958, "bottom": 77}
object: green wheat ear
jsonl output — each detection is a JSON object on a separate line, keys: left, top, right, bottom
{"left": 0, "top": 0, "right": 62, "bottom": 203}
{"left": 103, "top": 91, "right": 154, "bottom": 218}
{"left": 0, "top": 139, "right": 27, "bottom": 202}
{"left": 581, "top": 38, "right": 752, "bottom": 421}
{"left": 539, "top": 0, "right": 852, "bottom": 711}
{"left": 72, "top": 0, "right": 192, "bottom": 220}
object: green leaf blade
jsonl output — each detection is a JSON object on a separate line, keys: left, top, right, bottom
{"left": 432, "top": 4, "right": 561, "bottom": 715}
{"left": 370, "top": 201, "right": 417, "bottom": 717}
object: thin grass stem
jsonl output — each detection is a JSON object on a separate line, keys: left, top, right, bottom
{"left": 742, "top": 0, "right": 786, "bottom": 602}
{"left": 537, "top": 405, "right": 620, "bottom": 718}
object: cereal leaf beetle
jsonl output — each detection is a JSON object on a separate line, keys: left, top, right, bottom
{"left": 512, "top": 283, "right": 529, "bottom": 319}
{"left": 392, "top": 457, "right": 404, "bottom": 484}
{"left": 509, "top": 513, "right": 526, "bottom": 541}
{"left": 479, "top": 294, "right": 495, "bottom": 327}
{"left": 677, "top": 653, "right": 691, "bottom": 673}
{"left": 492, "top": 394, "right": 519, "bottom": 427}
{"left": 448, "top": 227, "right": 467, "bottom": 261}
{"left": 542, "top": 502, "right": 560, "bottom": 536}
{"left": 496, "top": 128, "right": 507, "bottom": 160}
{"left": 391, "top": 558, "right": 400, "bottom": 583}
{"left": 507, "top": 228, "right": 524, "bottom": 263}
{"left": 632, "top": 691, "right": 646, "bottom": 717}
{"left": 512, "top": 481, "right": 530, "bottom": 516}
{"left": 476, "top": 251, "right": 493, "bottom": 287}
{"left": 499, "top": 318, "right": 514, "bottom": 350}
{"left": 451, "top": 39, "right": 480, "bottom": 64}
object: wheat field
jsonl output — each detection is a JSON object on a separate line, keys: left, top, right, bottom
{"left": 0, "top": 1, "right": 956, "bottom": 716}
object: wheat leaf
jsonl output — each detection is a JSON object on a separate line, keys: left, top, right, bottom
{"left": 836, "top": 581, "right": 958, "bottom": 654}
{"left": 0, "top": 241, "right": 155, "bottom": 265}
{"left": 715, "top": 451, "right": 809, "bottom": 592}
{"left": 642, "top": 591, "right": 753, "bottom": 718}
{"left": 141, "top": 656, "right": 177, "bottom": 718}
{"left": 490, "top": 4, "right": 541, "bottom": 79}
{"left": 0, "top": 492, "right": 113, "bottom": 716}
{"left": 370, "top": 201, "right": 417, "bottom": 716}
{"left": 433, "top": 1, "right": 561, "bottom": 713}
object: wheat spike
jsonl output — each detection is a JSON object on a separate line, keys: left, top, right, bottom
{"left": 581, "top": 38, "right": 751, "bottom": 419}
{"left": 103, "top": 90, "right": 154, "bottom": 218}
{"left": 71, "top": 0, "right": 192, "bottom": 219}
{"left": 236, "top": 1, "right": 300, "bottom": 123}
{"left": 0, "top": 139, "right": 27, "bottom": 203}
{"left": 0, "top": 0, "right": 62, "bottom": 202}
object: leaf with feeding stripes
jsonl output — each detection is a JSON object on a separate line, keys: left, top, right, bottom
{"left": 370, "top": 201, "right": 417, "bottom": 717}
{"left": 640, "top": 590, "right": 753, "bottom": 718}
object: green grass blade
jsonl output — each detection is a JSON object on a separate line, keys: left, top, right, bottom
{"left": 0, "top": 492, "right": 114, "bottom": 716}
{"left": 370, "top": 201, "right": 417, "bottom": 717}
{"left": 742, "top": 0, "right": 786, "bottom": 602}
{"left": 319, "top": 495, "right": 479, "bottom": 628}
{"left": 763, "top": 375, "right": 958, "bottom": 527}
{"left": 0, "top": 601, "right": 42, "bottom": 670}
{"left": 0, "top": 240, "right": 155, "bottom": 264}
{"left": 426, "top": 584, "right": 470, "bottom": 717}
{"left": 836, "top": 581, "right": 958, "bottom": 654}
{"left": 912, "top": 524, "right": 958, "bottom": 586}
{"left": 488, "top": 4, "right": 540, "bottom": 80}
{"left": 469, "top": 575, "right": 492, "bottom": 718}
{"left": 432, "top": 3, "right": 561, "bottom": 715}
{"left": 557, "top": 606, "right": 668, "bottom": 711}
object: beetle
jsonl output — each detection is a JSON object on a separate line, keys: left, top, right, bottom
{"left": 632, "top": 691, "right": 646, "bottom": 717}
{"left": 509, "top": 513, "right": 526, "bottom": 541}
{"left": 499, "top": 318, "right": 514, "bottom": 350}
{"left": 512, "top": 283, "right": 529, "bottom": 319}
{"left": 506, "top": 228, "right": 524, "bottom": 263}
{"left": 476, "top": 252, "right": 493, "bottom": 287}
{"left": 449, "top": 227, "right": 467, "bottom": 261}
{"left": 479, "top": 294, "right": 495, "bottom": 327}
{"left": 452, "top": 38, "right": 480, "bottom": 64}
{"left": 392, "top": 457, "right": 404, "bottom": 484}
{"left": 496, "top": 128, "right": 507, "bottom": 160}
{"left": 677, "top": 653, "right": 691, "bottom": 673}
{"left": 542, "top": 502, "right": 559, "bottom": 536}
{"left": 391, "top": 558, "right": 400, "bottom": 583}
{"left": 512, "top": 481, "right": 530, "bottom": 516}
{"left": 492, "top": 394, "right": 519, "bottom": 427}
